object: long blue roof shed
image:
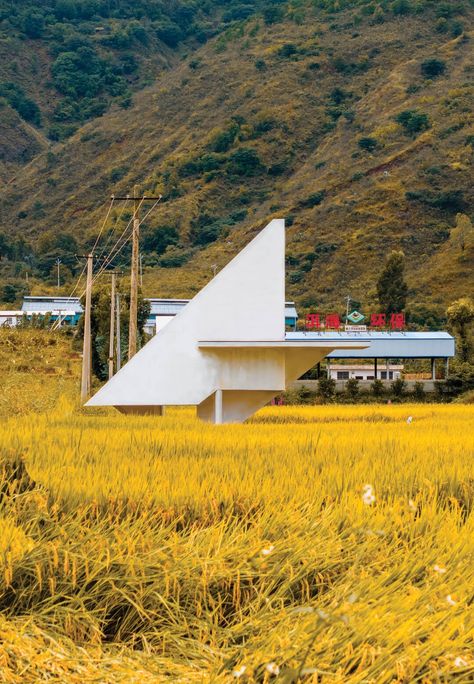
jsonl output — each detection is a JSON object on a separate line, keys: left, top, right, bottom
{"left": 286, "top": 331, "right": 455, "bottom": 359}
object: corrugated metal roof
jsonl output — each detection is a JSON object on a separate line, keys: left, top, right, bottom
{"left": 285, "top": 331, "right": 455, "bottom": 358}
{"left": 147, "top": 299, "right": 189, "bottom": 316}
{"left": 21, "top": 296, "right": 298, "bottom": 319}
{"left": 22, "top": 297, "right": 83, "bottom": 314}
{"left": 147, "top": 299, "right": 299, "bottom": 318}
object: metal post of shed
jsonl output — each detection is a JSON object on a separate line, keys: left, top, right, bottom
{"left": 431, "top": 358, "right": 436, "bottom": 381}
{"left": 374, "top": 357, "right": 378, "bottom": 379}
{"left": 215, "top": 389, "right": 223, "bottom": 425}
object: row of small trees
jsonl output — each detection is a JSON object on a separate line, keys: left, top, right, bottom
{"left": 292, "top": 377, "right": 427, "bottom": 404}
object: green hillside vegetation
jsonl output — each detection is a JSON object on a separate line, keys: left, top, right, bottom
{"left": 0, "top": 0, "right": 473, "bottom": 322}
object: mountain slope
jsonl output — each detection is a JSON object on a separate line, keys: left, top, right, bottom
{"left": 0, "top": 0, "right": 473, "bottom": 319}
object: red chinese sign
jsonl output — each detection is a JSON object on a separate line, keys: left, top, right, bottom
{"left": 306, "top": 312, "right": 405, "bottom": 330}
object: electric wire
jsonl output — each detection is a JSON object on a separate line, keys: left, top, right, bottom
{"left": 51, "top": 198, "right": 115, "bottom": 330}
{"left": 94, "top": 196, "right": 131, "bottom": 266}
{"left": 76, "top": 194, "right": 160, "bottom": 298}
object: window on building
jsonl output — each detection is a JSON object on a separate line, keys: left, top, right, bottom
{"left": 337, "top": 371, "right": 349, "bottom": 380}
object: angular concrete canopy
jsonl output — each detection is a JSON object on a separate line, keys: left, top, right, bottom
{"left": 86, "top": 219, "right": 368, "bottom": 422}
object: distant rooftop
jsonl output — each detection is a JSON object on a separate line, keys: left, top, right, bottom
{"left": 22, "top": 296, "right": 83, "bottom": 314}
{"left": 286, "top": 331, "right": 455, "bottom": 359}
{"left": 21, "top": 296, "right": 298, "bottom": 319}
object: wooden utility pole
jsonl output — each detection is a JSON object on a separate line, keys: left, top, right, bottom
{"left": 80, "top": 253, "right": 93, "bottom": 404}
{"left": 112, "top": 190, "right": 162, "bottom": 362}
{"left": 129, "top": 186, "right": 140, "bottom": 360}
{"left": 116, "top": 291, "right": 121, "bottom": 372}
{"left": 56, "top": 258, "right": 62, "bottom": 290}
{"left": 108, "top": 272, "right": 116, "bottom": 380}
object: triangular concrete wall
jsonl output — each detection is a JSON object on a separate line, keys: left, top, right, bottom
{"left": 87, "top": 219, "right": 285, "bottom": 407}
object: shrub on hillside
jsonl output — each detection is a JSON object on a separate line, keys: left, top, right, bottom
{"left": 262, "top": 5, "right": 285, "bottom": 24}
{"left": 421, "top": 58, "right": 446, "bottom": 78}
{"left": 299, "top": 191, "right": 325, "bottom": 208}
{"left": 406, "top": 190, "right": 466, "bottom": 213}
{"left": 395, "top": 110, "right": 430, "bottom": 136}
{"left": 142, "top": 225, "right": 179, "bottom": 256}
{"left": 0, "top": 82, "right": 41, "bottom": 126}
{"left": 358, "top": 137, "right": 377, "bottom": 152}
{"left": 159, "top": 246, "right": 190, "bottom": 268}
{"left": 227, "top": 148, "right": 264, "bottom": 176}
{"left": 209, "top": 123, "right": 240, "bottom": 153}
{"left": 278, "top": 43, "right": 298, "bottom": 58}
{"left": 392, "top": 0, "right": 411, "bottom": 16}
{"left": 189, "top": 214, "right": 223, "bottom": 246}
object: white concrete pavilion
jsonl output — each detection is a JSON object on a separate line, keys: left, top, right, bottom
{"left": 86, "top": 219, "right": 368, "bottom": 423}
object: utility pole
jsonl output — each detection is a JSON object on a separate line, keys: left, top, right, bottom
{"left": 129, "top": 185, "right": 140, "bottom": 360}
{"left": 80, "top": 254, "right": 93, "bottom": 404}
{"left": 139, "top": 252, "right": 143, "bottom": 287}
{"left": 345, "top": 295, "right": 351, "bottom": 324}
{"left": 116, "top": 291, "right": 121, "bottom": 372}
{"left": 56, "top": 258, "right": 62, "bottom": 290}
{"left": 108, "top": 272, "right": 116, "bottom": 380}
{"left": 112, "top": 190, "right": 162, "bottom": 362}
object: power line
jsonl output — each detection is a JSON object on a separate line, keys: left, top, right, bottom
{"left": 51, "top": 198, "right": 116, "bottom": 331}
{"left": 95, "top": 196, "right": 131, "bottom": 266}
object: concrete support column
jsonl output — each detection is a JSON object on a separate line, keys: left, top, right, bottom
{"left": 386, "top": 358, "right": 390, "bottom": 381}
{"left": 431, "top": 358, "right": 436, "bottom": 381}
{"left": 327, "top": 359, "right": 331, "bottom": 379}
{"left": 215, "top": 389, "right": 223, "bottom": 425}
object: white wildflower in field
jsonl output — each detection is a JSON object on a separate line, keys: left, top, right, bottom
{"left": 407, "top": 416, "right": 413, "bottom": 424}
{"left": 433, "top": 564, "right": 447, "bottom": 574}
{"left": 232, "top": 665, "right": 246, "bottom": 678}
{"left": 446, "top": 595, "right": 457, "bottom": 606}
{"left": 408, "top": 499, "right": 417, "bottom": 512}
{"left": 362, "top": 484, "right": 376, "bottom": 505}
{"left": 454, "top": 657, "right": 468, "bottom": 667}
{"left": 261, "top": 545, "right": 275, "bottom": 556}
{"left": 265, "top": 662, "right": 280, "bottom": 676}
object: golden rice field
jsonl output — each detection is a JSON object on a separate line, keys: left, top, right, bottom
{"left": 0, "top": 398, "right": 473, "bottom": 683}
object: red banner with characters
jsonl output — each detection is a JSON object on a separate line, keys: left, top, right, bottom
{"left": 305, "top": 313, "right": 405, "bottom": 330}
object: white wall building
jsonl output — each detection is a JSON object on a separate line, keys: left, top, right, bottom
{"left": 328, "top": 364, "right": 403, "bottom": 381}
{"left": 0, "top": 311, "right": 24, "bottom": 327}
{"left": 86, "top": 219, "right": 367, "bottom": 423}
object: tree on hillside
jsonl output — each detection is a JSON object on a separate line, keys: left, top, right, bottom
{"left": 376, "top": 251, "right": 408, "bottom": 314}
{"left": 447, "top": 297, "right": 474, "bottom": 362}
{"left": 452, "top": 213, "right": 473, "bottom": 252}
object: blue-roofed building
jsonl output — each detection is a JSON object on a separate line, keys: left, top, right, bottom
{"left": 21, "top": 296, "right": 83, "bottom": 326}
{"left": 286, "top": 331, "right": 456, "bottom": 383}
{"left": 20, "top": 296, "right": 298, "bottom": 333}
{"left": 144, "top": 299, "right": 299, "bottom": 334}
